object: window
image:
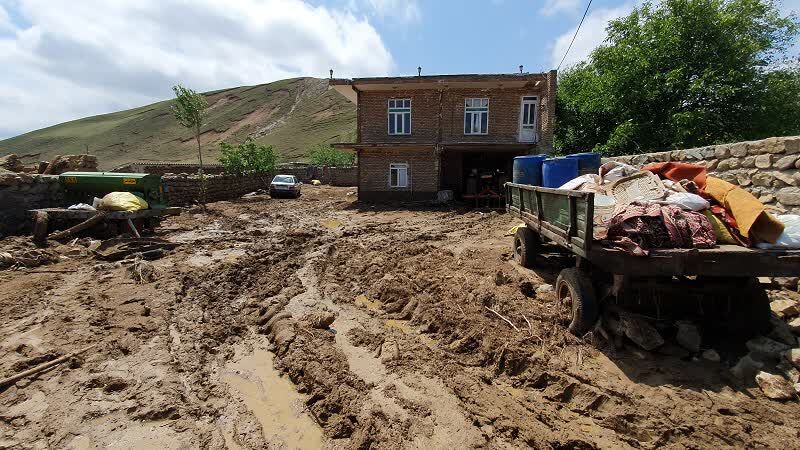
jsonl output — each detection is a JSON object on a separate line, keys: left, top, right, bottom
{"left": 388, "top": 98, "right": 411, "bottom": 135}
{"left": 389, "top": 163, "right": 408, "bottom": 188}
{"left": 464, "top": 98, "right": 489, "bottom": 135}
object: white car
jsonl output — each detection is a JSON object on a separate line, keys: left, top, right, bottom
{"left": 269, "top": 175, "right": 302, "bottom": 198}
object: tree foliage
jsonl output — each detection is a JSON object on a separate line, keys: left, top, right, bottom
{"left": 307, "top": 144, "right": 355, "bottom": 167}
{"left": 556, "top": 0, "right": 799, "bottom": 156}
{"left": 218, "top": 138, "right": 277, "bottom": 175}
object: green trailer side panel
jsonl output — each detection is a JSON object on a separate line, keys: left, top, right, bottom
{"left": 58, "top": 172, "right": 167, "bottom": 208}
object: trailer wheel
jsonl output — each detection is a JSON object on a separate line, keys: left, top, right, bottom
{"left": 513, "top": 226, "right": 540, "bottom": 268}
{"left": 556, "top": 268, "right": 599, "bottom": 336}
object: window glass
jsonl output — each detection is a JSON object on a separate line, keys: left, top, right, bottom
{"left": 388, "top": 98, "right": 411, "bottom": 135}
{"left": 389, "top": 164, "right": 408, "bottom": 188}
{"left": 464, "top": 98, "right": 489, "bottom": 135}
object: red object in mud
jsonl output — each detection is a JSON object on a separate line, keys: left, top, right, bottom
{"left": 642, "top": 162, "right": 708, "bottom": 190}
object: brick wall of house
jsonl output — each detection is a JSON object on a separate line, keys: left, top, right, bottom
{"left": 358, "top": 147, "right": 439, "bottom": 201}
{"left": 357, "top": 84, "right": 552, "bottom": 147}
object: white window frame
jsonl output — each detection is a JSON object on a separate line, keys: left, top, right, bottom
{"left": 389, "top": 163, "right": 409, "bottom": 188}
{"left": 464, "top": 98, "right": 489, "bottom": 135}
{"left": 388, "top": 98, "right": 411, "bottom": 135}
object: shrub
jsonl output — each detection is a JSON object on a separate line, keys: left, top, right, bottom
{"left": 308, "top": 144, "right": 355, "bottom": 167}
{"left": 218, "top": 138, "right": 276, "bottom": 175}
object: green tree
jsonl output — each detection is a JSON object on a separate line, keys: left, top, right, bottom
{"left": 556, "top": 0, "right": 799, "bottom": 156}
{"left": 218, "top": 138, "right": 277, "bottom": 178}
{"left": 171, "top": 85, "right": 209, "bottom": 203}
{"left": 307, "top": 144, "right": 355, "bottom": 167}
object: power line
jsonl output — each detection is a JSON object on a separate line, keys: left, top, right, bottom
{"left": 556, "top": 0, "right": 594, "bottom": 71}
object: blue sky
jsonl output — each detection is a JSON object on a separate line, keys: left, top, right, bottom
{"left": 0, "top": 0, "right": 797, "bottom": 139}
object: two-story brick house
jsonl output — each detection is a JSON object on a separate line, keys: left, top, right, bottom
{"left": 329, "top": 71, "right": 556, "bottom": 201}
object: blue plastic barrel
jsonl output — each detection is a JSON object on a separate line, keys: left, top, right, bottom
{"left": 542, "top": 157, "right": 579, "bottom": 188}
{"left": 565, "top": 152, "right": 601, "bottom": 175}
{"left": 512, "top": 155, "right": 547, "bottom": 186}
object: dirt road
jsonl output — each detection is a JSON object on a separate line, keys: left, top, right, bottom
{"left": 1, "top": 186, "right": 798, "bottom": 449}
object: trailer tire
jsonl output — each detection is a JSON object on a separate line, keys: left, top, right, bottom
{"left": 513, "top": 227, "right": 540, "bottom": 268}
{"left": 556, "top": 268, "right": 599, "bottom": 336}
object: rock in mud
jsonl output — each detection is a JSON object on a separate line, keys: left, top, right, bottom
{"left": 785, "top": 348, "right": 800, "bottom": 370}
{"left": 702, "top": 349, "right": 721, "bottom": 362}
{"left": 731, "top": 353, "right": 764, "bottom": 380}
{"left": 535, "top": 284, "right": 554, "bottom": 295}
{"left": 621, "top": 314, "right": 664, "bottom": 351}
{"left": 768, "top": 314, "right": 797, "bottom": 346}
{"left": 755, "top": 371, "right": 796, "bottom": 401}
{"left": 494, "top": 270, "right": 511, "bottom": 286}
{"left": 770, "top": 299, "right": 800, "bottom": 318}
{"left": 307, "top": 311, "right": 336, "bottom": 329}
{"left": 675, "top": 320, "right": 701, "bottom": 353}
{"left": 380, "top": 340, "right": 400, "bottom": 363}
{"left": 746, "top": 336, "right": 791, "bottom": 359}
{"left": 787, "top": 317, "right": 800, "bottom": 335}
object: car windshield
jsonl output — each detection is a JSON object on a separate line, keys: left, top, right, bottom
{"left": 272, "top": 176, "right": 295, "bottom": 183}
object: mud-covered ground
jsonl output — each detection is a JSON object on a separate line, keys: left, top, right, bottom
{"left": 1, "top": 185, "right": 798, "bottom": 449}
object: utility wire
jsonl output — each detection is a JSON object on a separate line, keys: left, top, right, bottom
{"left": 556, "top": 0, "right": 594, "bottom": 71}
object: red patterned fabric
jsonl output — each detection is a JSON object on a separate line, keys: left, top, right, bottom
{"left": 606, "top": 202, "right": 717, "bottom": 256}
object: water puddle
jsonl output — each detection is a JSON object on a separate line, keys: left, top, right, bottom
{"left": 223, "top": 341, "right": 323, "bottom": 450}
{"left": 354, "top": 294, "right": 382, "bottom": 311}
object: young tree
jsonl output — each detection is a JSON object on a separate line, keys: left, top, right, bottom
{"left": 171, "top": 85, "right": 209, "bottom": 204}
{"left": 556, "top": 0, "right": 799, "bottom": 156}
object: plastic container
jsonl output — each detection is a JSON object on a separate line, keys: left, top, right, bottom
{"left": 565, "top": 152, "right": 602, "bottom": 175}
{"left": 512, "top": 155, "right": 546, "bottom": 186}
{"left": 542, "top": 157, "right": 579, "bottom": 188}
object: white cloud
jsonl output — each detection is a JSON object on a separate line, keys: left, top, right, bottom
{"left": 0, "top": 0, "right": 394, "bottom": 138}
{"left": 540, "top": 0, "right": 582, "bottom": 16}
{"left": 347, "top": 0, "right": 421, "bottom": 24}
{"left": 550, "top": 4, "right": 634, "bottom": 69}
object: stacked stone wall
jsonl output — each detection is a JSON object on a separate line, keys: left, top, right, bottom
{"left": 0, "top": 174, "right": 64, "bottom": 236}
{"left": 163, "top": 173, "right": 272, "bottom": 206}
{"left": 609, "top": 136, "right": 800, "bottom": 213}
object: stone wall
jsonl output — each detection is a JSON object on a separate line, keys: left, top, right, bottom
{"left": 610, "top": 136, "right": 800, "bottom": 213}
{"left": 0, "top": 174, "right": 64, "bottom": 236}
{"left": 277, "top": 166, "right": 358, "bottom": 186}
{"left": 111, "top": 163, "right": 226, "bottom": 176}
{"left": 163, "top": 173, "right": 271, "bottom": 206}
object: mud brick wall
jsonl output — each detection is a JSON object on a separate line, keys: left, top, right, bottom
{"left": 163, "top": 173, "right": 271, "bottom": 206}
{"left": 112, "top": 163, "right": 226, "bottom": 176}
{"left": 357, "top": 147, "right": 438, "bottom": 201}
{"left": 273, "top": 166, "right": 358, "bottom": 186}
{"left": 609, "top": 136, "right": 800, "bottom": 213}
{"left": 0, "top": 175, "right": 64, "bottom": 236}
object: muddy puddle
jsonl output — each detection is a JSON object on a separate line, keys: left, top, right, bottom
{"left": 224, "top": 340, "right": 324, "bottom": 450}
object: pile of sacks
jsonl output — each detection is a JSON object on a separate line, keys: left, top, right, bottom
{"left": 559, "top": 161, "right": 800, "bottom": 255}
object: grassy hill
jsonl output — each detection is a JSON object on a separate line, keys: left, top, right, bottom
{"left": 0, "top": 77, "right": 356, "bottom": 169}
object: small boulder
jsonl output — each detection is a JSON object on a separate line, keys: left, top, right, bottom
{"left": 621, "top": 314, "right": 664, "bottom": 351}
{"left": 307, "top": 311, "right": 336, "bottom": 329}
{"left": 785, "top": 348, "right": 800, "bottom": 370}
{"left": 494, "top": 270, "right": 511, "bottom": 286}
{"left": 702, "top": 349, "right": 721, "bottom": 362}
{"left": 519, "top": 281, "right": 536, "bottom": 298}
{"left": 380, "top": 340, "right": 400, "bottom": 363}
{"left": 770, "top": 299, "right": 800, "bottom": 318}
{"left": 768, "top": 314, "right": 798, "bottom": 346}
{"left": 746, "top": 336, "right": 791, "bottom": 359}
{"left": 536, "top": 284, "right": 554, "bottom": 295}
{"left": 731, "top": 353, "right": 764, "bottom": 380}
{"left": 0, "top": 153, "right": 23, "bottom": 172}
{"left": 675, "top": 320, "right": 701, "bottom": 353}
{"left": 755, "top": 371, "right": 796, "bottom": 400}
{"left": 788, "top": 317, "right": 800, "bottom": 335}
